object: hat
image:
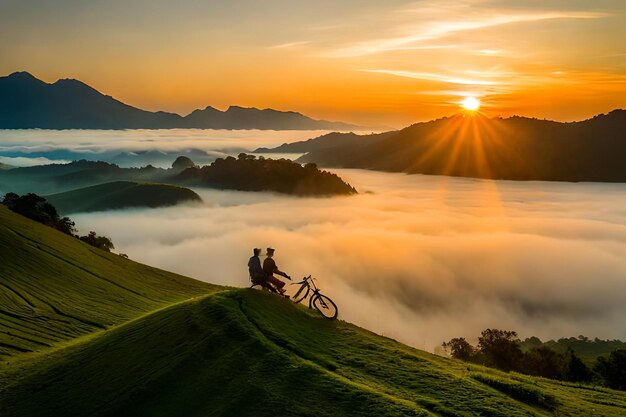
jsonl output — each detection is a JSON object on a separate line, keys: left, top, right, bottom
{"left": 253, "top": 247, "right": 261, "bottom": 255}
{"left": 266, "top": 247, "right": 275, "bottom": 254}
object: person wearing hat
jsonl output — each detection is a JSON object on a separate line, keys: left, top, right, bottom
{"left": 263, "top": 247, "right": 291, "bottom": 295}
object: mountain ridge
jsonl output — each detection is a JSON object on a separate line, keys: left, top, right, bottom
{"left": 261, "top": 109, "right": 626, "bottom": 182}
{"left": 0, "top": 71, "right": 359, "bottom": 130}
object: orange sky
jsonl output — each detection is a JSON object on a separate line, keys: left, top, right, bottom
{"left": 1, "top": 0, "right": 625, "bottom": 127}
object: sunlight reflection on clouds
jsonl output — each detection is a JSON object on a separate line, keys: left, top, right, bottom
{"left": 73, "top": 169, "right": 626, "bottom": 351}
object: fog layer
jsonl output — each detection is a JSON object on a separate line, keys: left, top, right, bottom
{"left": 73, "top": 170, "right": 626, "bottom": 350}
{"left": 0, "top": 129, "right": 329, "bottom": 167}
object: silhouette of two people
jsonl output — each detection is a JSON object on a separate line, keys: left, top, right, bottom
{"left": 248, "top": 247, "right": 291, "bottom": 295}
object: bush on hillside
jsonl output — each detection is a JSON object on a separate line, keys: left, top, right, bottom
{"left": 2, "top": 192, "right": 115, "bottom": 252}
{"left": 2, "top": 192, "right": 76, "bottom": 235}
{"left": 79, "top": 231, "right": 115, "bottom": 252}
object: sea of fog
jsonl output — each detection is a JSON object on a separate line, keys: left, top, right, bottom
{"left": 0, "top": 129, "right": 335, "bottom": 168}
{"left": 2, "top": 129, "right": 626, "bottom": 351}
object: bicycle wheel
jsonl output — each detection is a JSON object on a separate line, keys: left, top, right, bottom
{"left": 292, "top": 285, "right": 310, "bottom": 304}
{"left": 312, "top": 294, "right": 338, "bottom": 320}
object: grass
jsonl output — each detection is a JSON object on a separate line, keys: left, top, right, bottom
{"left": 0, "top": 205, "right": 219, "bottom": 357}
{"left": 1, "top": 206, "right": 626, "bottom": 416}
{"left": 45, "top": 181, "right": 201, "bottom": 214}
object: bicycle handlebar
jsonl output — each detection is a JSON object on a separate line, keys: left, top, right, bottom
{"left": 290, "top": 275, "right": 312, "bottom": 285}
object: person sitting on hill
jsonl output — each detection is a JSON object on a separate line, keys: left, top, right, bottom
{"left": 262, "top": 247, "right": 291, "bottom": 295}
{"left": 248, "top": 248, "right": 277, "bottom": 292}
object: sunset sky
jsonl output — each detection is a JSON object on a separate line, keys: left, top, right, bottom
{"left": 1, "top": 0, "right": 625, "bottom": 127}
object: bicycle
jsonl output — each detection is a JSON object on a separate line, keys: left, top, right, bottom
{"left": 291, "top": 275, "right": 338, "bottom": 320}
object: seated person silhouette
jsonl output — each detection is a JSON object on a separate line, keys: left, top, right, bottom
{"left": 262, "top": 247, "right": 291, "bottom": 295}
{"left": 248, "top": 248, "right": 278, "bottom": 292}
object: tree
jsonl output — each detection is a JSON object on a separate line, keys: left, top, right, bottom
{"left": 442, "top": 337, "right": 474, "bottom": 361}
{"left": 56, "top": 217, "right": 76, "bottom": 236}
{"left": 2, "top": 192, "right": 74, "bottom": 234}
{"left": 595, "top": 349, "right": 626, "bottom": 390}
{"left": 564, "top": 349, "right": 592, "bottom": 382}
{"left": 1, "top": 192, "right": 19, "bottom": 208}
{"left": 171, "top": 156, "right": 195, "bottom": 171}
{"left": 237, "top": 153, "right": 256, "bottom": 161}
{"left": 79, "top": 231, "right": 115, "bottom": 252}
{"left": 523, "top": 346, "right": 565, "bottom": 379}
{"left": 477, "top": 329, "right": 524, "bottom": 372}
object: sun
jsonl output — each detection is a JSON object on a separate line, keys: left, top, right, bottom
{"left": 461, "top": 96, "right": 480, "bottom": 111}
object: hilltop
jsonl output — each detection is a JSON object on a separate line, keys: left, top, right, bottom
{"left": 1, "top": 205, "right": 626, "bottom": 416}
{"left": 176, "top": 154, "right": 357, "bottom": 195}
{"left": 45, "top": 181, "right": 202, "bottom": 214}
{"left": 261, "top": 110, "right": 626, "bottom": 183}
{"left": 255, "top": 131, "right": 397, "bottom": 154}
{"left": 0, "top": 72, "right": 358, "bottom": 130}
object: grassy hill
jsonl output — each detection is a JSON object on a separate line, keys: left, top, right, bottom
{"left": 0, "top": 205, "right": 218, "bottom": 357}
{"left": 1, "top": 206, "right": 625, "bottom": 416}
{"left": 45, "top": 181, "right": 202, "bottom": 214}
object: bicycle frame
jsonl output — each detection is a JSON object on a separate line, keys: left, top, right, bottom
{"left": 291, "top": 275, "right": 321, "bottom": 308}
{"left": 290, "top": 275, "right": 338, "bottom": 319}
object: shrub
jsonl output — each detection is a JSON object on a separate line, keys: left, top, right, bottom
{"left": 79, "top": 231, "right": 115, "bottom": 252}
{"left": 2, "top": 192, "right": 76, "bottom": 235}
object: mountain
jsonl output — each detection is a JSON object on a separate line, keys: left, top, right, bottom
{"left": 289, "top": 110, "right": 626, "bottom": 182}
{"left": 45, "top": 181, "right": 202, "bottom": 214}
{"left": 186, "top": 105, "right": 358, "bottom": 130}
{"left": 0, "top": 72, "right": 183, "bottom": 129}
{"left": 2, "top": 207, "right": 626, "bottom": 416}
{"left": 0, "top": 72, "right": 359, "bottom": 130}
{"left": 255, "top": 131, "right": 397, "bottom": 154}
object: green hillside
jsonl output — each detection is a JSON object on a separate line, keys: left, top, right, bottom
{"left": 1, "top": 206, "right": 625, "bottom": 416}
{"left": 0, "top": 205, "right": 218, "bottom": 357}
{"left": 45, "top": 181, "right": 202, "bottom": 214}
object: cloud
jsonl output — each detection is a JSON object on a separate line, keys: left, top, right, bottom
{"left": 270, "top": 41, "right": 311, "bottom": 49}
{"left": 72, "top": 169, "right": 626, "bottom": 351}
{"left": 0, "top": 155, "right": 70, "bottom": 167}
{"left": 0, "top": 129, "right": 336, "bottom": 168}
{"left": 326, "top": 6, "right": 606, "bottom": 58}
{"left": 361, "top": 69, "right": 500, "bottom": 86}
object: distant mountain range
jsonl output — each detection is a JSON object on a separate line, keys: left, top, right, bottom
{"left": 0, "top": 72, "right": 359, "bottom": 130}
{"left": 261, "top": 110, "right": 626, "bottom": 182}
